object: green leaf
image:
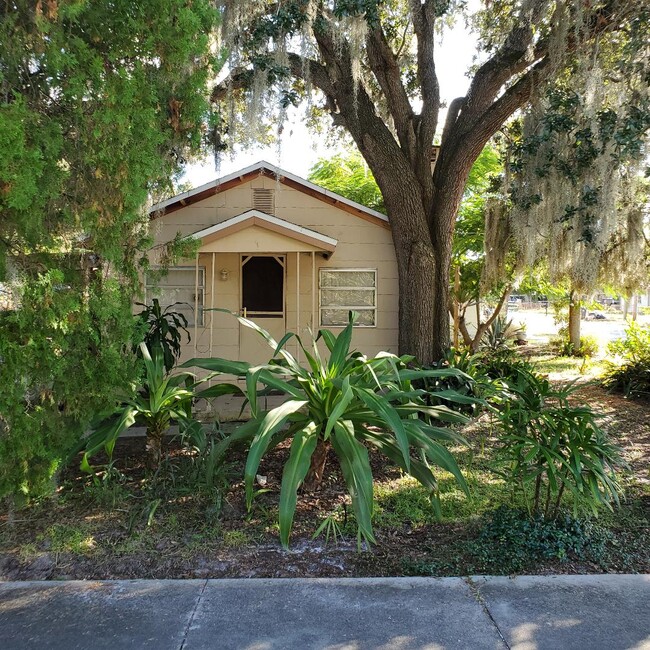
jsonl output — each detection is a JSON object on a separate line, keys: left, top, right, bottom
{"left": 331, "top": 420, "right": 376, "bottom": 545}
{"left": 81, "top": 406, "right": 137, "bottom": 472}
{"left": 355, "top": 388, "right": 410, "bottom": 471}
{"left": 359, "top": 427, "right": 439, "bottom": 492}
{"left": 279, "top": 422, "right": 319, "bottom": 548}
{"left": 323, "top": 375, "right": 353, "bottom": 439}
{"left": 403, "top": 421, "right": 469, "bottom": 496}
{"left": 244, "top": 399, "right": 308, "bottom": 509}
{"left": 327, "top": 312, "right": 356, "bottom": 375}
{"left": 182, "top": 357, "right": 251, "bottom": 376}
{"left": 194, "top": 382, "right": 246, "bottom": 399}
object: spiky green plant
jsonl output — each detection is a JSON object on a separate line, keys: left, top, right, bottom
{"left": 496, "top": 369, "right": 623, "bottom": 518}
{"left": 135, "top": 299, "right": 190, "bottom": 374}
{"left": 186, "top": 312, "right": 474, "bottom": 548}
{"left": 81, "top": 342, "right": 198, "bottom": 471}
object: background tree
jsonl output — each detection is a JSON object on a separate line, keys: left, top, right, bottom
{"left": 308, "top": 149, "right": 385, "bottom": 213}
{"left": 508, "top": 34, "right": 650, "bottom": 352}
{"left": 212, "top": 0, "right": 648, "bottom": 363}
{"left": 0, "top": 0, "right": 219, "bottom": 499}
{"left": 309, "top": 144, "right": 522, "bottom": 351}
{"left": 450, "top": 145, "right": 515, "bottom": 350}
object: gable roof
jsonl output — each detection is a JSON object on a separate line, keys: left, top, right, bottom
{"left": 149, "top": 160, "right": 390, "bottom": 229}
{"left": 188, "top": 210, "right": 338, "bottom": 253}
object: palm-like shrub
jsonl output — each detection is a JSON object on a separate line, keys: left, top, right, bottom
{"left": 496, "top": 369, "right": 622, "bottom": 518}
{"left": 481, "top": 315, "right": 526, "bottom": 350}
{"left": 186, "top": 312, "right": 473, "bottom": 547}
{"left": 416, "top": 348, "right": 498, "bottom": 414}
{"left": 82, "top": 343, "right": 197, "bottom": 470}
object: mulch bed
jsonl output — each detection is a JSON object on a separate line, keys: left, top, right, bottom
{"left": 1, "top": 383, "right": 648, "bottom": 581}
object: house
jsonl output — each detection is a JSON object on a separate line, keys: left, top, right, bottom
{"left": 145, "top": 161, "right": 400, "bottom": 369}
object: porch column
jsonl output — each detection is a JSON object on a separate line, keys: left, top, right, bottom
{"left": 210, "top": 252, "right": 216, "bottom": 357}
{"left": 296, "top": 251, "right": 300, "bottom": 360}
{"left": 194, "top": 253, "right": 199, "bottom": 357}
{"left": 311, "top": 251, "right": 316, "bottom": 330}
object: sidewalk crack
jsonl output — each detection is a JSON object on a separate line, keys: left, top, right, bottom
{"left": 179, "top": 579, "right": 208, "bottom": 650}
{"left": 465, "top": 577, "right": 511, "bottom": 650}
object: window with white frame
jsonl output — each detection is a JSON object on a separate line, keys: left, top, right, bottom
{"left": 144, "top": 266, "right": 205, "bottom": 326}
{"left": 319, "top": 269, "right": 377, "bottom": 327}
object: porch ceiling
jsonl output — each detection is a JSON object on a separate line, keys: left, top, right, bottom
{"left": 188, "top": 209, "right": 337, "bottom": 254}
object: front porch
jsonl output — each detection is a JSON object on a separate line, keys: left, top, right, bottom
{"left": 185, "top": 209, "right": 338, "bottom": 368}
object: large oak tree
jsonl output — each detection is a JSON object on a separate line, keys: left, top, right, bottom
{"left": 213, "top": 0, "right": 647, "bottom": 364}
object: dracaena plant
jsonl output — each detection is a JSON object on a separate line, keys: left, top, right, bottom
{"left": 185, "top": 312, "right": 475, "bottom": 548}
{"left": 81, "top": 342, "right": 199, "bottom": 471}
{"left": 135, "top": 299, "right": 190, "bottom": 374}
{"left": 496, "top": 368, "right": 623, "bottom": 519}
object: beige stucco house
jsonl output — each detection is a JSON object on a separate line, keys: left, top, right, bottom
{"left": 146, "top": 161, "right": 399, "bottom": 369}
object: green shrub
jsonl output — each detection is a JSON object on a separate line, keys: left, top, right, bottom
{"left": 186, "top": 311, "right": 472, "bottom": 548}
{"left": 481, "top": 315, "right": 526, "bottom": 350}
{"left": 602, "top": 322, "right": 650, "bottom": 398}
{"left": 79, "top": 343, "right": 214, "bottom": 471}
{"left": 495, "top": 369, "right": 623, "bottom": 518}
{"left": 417, "top": 348, "right": 496, "bottom": 415}
{"left": 475, "top": 347, "right": 535, "bottom": 382}
{"left": 472, "top": 506, "right": 611, "bottom": 572}
{"left": 551, "top": 329, "right": 599, "bottom": 358}
{"left": 401, "top": 506, "right": 613, "bottom": 576}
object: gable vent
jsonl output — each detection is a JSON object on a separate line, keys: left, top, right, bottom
{"left": 252, "top": 188, "right": 275, "bottom": 214}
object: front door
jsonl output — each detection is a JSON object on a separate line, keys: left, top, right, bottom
{"left": 239, "top": 255, "right": 286, "bottom": 365}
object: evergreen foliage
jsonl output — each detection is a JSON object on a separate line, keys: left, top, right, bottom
{"left": 0, "top": 0, "right": 219, "bottom": 499}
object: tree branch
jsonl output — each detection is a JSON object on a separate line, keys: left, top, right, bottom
{"left": 410, "top": 0, "right": 440, "bottom": 147}
{"left": 466, "top": 57, "right": 550, "bottom": 152}
{"left": 461, "top": 0, "right": 548, "bottom": 125}
{"left": 366, "top": 25, "right": 416, "bottom": 159}
{"left": 410, "top": 0, "right": 439, "bottom": 203}
{"left": 440, "top": 97, "right": 465, "bottom": 149}
{"left": 210, "top": 68, "right": 252, "bottom": 103}
{"left": 470, "top": 283, "right": 512, "bottom": 350}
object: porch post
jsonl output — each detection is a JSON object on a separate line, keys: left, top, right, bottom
{"left": 296, "top": 251, "right": 300, "bottom": 360}
{"left": 194, "top": 253, "right": 199, "bottom": 357}
{"left": 311, "top": 251, "right": 316, "bottom": 330}
{"left": 210, "top": 252, "right": 216, "bottom": 357}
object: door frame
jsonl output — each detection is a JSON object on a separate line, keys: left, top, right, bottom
{"left": 238, "top": 254, "right": 287, "bottom": 364}
{"left": 239, "top": 253, "right": 287, "bottom": 319}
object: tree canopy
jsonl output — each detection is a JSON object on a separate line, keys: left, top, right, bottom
{"left": 308, "top": 149, "right": 385, "bottom": 213}
{"left": 0, "top": 0, "right": 219, "bottom": 499}
{"left": 213, "top": 0, "right": 650, "bottom": 363}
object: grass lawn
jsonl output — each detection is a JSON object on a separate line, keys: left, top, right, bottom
{"left": 1, "top": 348, "right": 648, "bottom": 580}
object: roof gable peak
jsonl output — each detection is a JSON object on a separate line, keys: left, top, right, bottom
{"left": 149, "top": 160, "right": 389, "bottom": 229}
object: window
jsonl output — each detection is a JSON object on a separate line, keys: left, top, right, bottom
{"left": 320, "top": 269, "right": 377, "bottom": 327}
{"left": 145, "top": 266, "right": 205, "bottom": 326}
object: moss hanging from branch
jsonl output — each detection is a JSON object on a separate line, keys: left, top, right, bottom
{"left": 508, "top": 7, "right": 650, "bottom": 295}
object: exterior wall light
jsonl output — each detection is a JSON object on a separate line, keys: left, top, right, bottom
{"left": 220, "top": 269, "right": 230, "bottom": 281}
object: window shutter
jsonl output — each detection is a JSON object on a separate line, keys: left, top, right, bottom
{"left": 252, "top": 188, "right": 275, "bottom": 214}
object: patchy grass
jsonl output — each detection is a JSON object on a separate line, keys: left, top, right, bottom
{"left": 528, "top": 350, "right": 607, "bottom": 381}
{"left": 1, "top": 349, "right": 648, "bottom": 579}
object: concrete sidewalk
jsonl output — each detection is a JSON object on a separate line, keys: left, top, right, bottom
{"left": 0, "top": 575, "right": 648, "bottom": 649}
